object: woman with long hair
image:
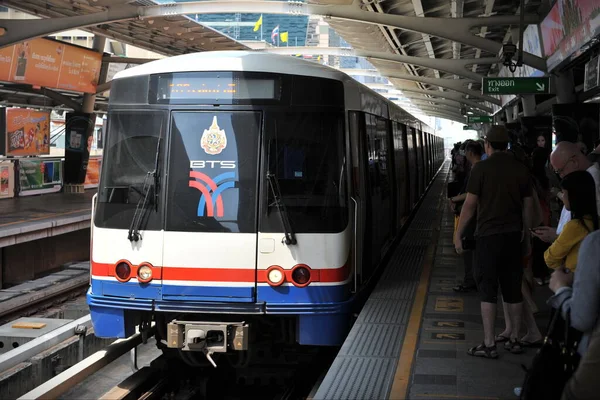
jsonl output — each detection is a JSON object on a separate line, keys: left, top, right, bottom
{"left": 544, "top": 170, "right": 599, "bottom": 273}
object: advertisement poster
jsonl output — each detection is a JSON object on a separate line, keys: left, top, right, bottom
{"left": 18, "top": 159, "right": 62, "bottom": 196}
{"left": 1, "top": 108, "right": 50, "bottom": 156}
{"left": 552, "top": 103, "right": 600, "bottom": 151}
{"left": 84, "top": 157, "right": 102, "bottom": 189}
{"left": 541, "top": 0, "right": 600, "bottom": 71}
{"left": 0, "top": 161, "right": 15, "bottom": 199}
{"left": 0, "top": 37, "right": 101, "bottom": 94}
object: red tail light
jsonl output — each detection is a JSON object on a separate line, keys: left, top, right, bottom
{"left": 291, "top": 265, "right": 311, "bottom": 287}
{"left": 115, "top": 262, "right": 131, "bottom": 282}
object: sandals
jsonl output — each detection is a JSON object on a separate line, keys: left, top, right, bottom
{"left": 504, "top": 340, "right": 524, "bottom": 354}
{"left": 467, "top": 343, "right": 498, "bottom": 359}
{"left": 494, "top": 334, "right": 510, "bottom": 343}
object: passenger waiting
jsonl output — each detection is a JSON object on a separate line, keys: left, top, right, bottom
{"left": 532, "top": 141, "right": 600, "bottom": 244}
{"left": 543, "top": 171, "right": 598, "bottom": 273}
{"left": 454, "top": 126, "right": 534, "bottom": 359}
{"left": 548, "top": 230, "right": 600, "bottom": 400}
{"left": 449, "top": 141, "right": 483, "bottom": 293}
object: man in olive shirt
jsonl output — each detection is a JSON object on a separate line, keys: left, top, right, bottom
{"left": 455, "top": 126, "right": 534, "bottom": 359}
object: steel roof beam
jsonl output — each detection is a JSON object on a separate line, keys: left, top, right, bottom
{"left": 468, "top": 0, "right": 497, "bottom": 92}
{"left": 339, "top": 68, "right": 500, "bottom": 105}
{"left": 402, "top": 104, "right": 464, "bottom": 116}
{"left": 265, "top": 47, "right": 494, "bottom": 81}
{"left": 139, "top": 1, "right": 546, "bottom": 72}
{"left": 451, "top": 0, "right": 465, "bottom": 79}
{"left": 0, "top": 5, "right": 139, "bottom": 48}
{"left": 395, "top": 93, "right": 477, "bottom": 110}
{"left": 0, "top": 1, "right": 546, "bottom": 73}
{"left": 410, "top": 0, "right": 441, "bottom": 82}
{"left": 3, "top": 84, "right": 82, "bottom": 111}
{"left": 360, "top": 0, "right": 427, "bottom": 91}
{"left": 366, "top": 84, "right": 491, "bottom": 113}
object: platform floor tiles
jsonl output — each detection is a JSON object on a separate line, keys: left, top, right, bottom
{"left": 408, "top": 199, "right": 551, "bottom": 400}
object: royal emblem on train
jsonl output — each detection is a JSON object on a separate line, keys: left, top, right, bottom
{"left": 201, "top": 116, "right": 227, "bottom": 155}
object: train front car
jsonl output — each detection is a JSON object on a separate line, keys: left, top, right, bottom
{"left": 87, "top": 52, "right": 353, "bottom": 363}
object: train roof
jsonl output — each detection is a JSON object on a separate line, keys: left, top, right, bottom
{"left": 114, "top": 51, "right": 348, "bottom": 82}
{"left": 113, "top": 51, "right": 436, "bottom": 135}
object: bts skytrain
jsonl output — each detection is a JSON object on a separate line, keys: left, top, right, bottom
{"left": 87, "top": 51, "right": 444, "bottom": 366}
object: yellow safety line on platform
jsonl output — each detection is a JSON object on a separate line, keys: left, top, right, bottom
{"left": 0, "top": 208, "right": 91, "bottom": 228}
{"left": 389, "top": 194, "right": 443, "bottom": 400}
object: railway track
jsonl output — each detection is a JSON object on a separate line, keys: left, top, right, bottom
{"left": 0, "top": 262, "right": 90, "bottom": 325}
{"left": 18, "top": 331, "right": 336, "bottom": 400}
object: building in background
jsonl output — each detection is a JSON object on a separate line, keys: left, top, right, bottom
{"left": 198, "top": 13, "right": 309, "bottom": 47}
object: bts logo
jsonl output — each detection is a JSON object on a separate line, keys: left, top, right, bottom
{"left": 189, "top": 171, "right": 236, "bottom": 217}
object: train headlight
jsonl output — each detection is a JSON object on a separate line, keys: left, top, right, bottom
{"left": 115, "top": 262, "right": 131, "bottom": 282}
{"left": 291, "top": 265, "right": 311, "bottom": 287}
{"left": 137, "top": 265, "right": 153, "bottom": 283}
{"left": 266, "top": 266, "right": 285, "bottom": 287}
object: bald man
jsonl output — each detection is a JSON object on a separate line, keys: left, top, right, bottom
{"left": 532, "top": 141, "right": 600, "bottom": 243}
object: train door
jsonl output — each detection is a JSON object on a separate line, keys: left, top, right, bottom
{"left": 364, "top": 114, "right": 393, "bottom": 265}
{"left": 348, "top": 111, "right": 369, "bottom": 284}
{"left": 162, "top": 111, "right": 262, "bottom": 303}
{"left": 423, "top": 133, "right": 430, "bottom": 183}
{"left": 408, "top": 128, "right": 418, "bottom": 207}
{"left": 394, "top": 122, "right": 410, "bottom": 227}
{"left": 427, "top": 133, "right": 433, "bottom": 180}
{"left": 417, "top": 131, "right": 425, "bottom": 195}
{"left": 414, "top": 129, "right": 423, "bottom": 198}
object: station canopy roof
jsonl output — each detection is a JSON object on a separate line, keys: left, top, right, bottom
{"left": 0, "top": 0, "right": 549, "bottom": 122}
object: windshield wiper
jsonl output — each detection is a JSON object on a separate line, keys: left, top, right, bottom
{"left": 266, "top": 171, "right": 297, "bottom": 245}
{"left": 128, "top": 138, "right": 161, "bottom": 242}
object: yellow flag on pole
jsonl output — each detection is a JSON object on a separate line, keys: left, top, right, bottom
{"left": 281, "top": 32, "right": 289, "bottom": 43}
{"left": 253, "top": 15, "right": 263, "bottom": 32}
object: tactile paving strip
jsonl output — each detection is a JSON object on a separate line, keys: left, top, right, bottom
{"left": 314, "top": 164, "right": 449, "bottom": 400}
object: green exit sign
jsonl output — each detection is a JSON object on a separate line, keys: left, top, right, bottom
{"left": 482, "top": 77, "right": 550, "bottom": 95}
{"left": 467, "top": 116, "right": 493, "bottom": 124}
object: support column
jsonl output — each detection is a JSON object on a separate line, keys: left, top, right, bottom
{"left": 82, "top": 36, "right": 107, "bottom": 113}
{"left": 554, "top": 70, "right": 576, "bottom": 104}
{"left": 505, "top": 108, "right": 514, "bottom": 123}
{"left": 64, "top": 35, "right": 106, "bottom": 193}
{"left": 522, "top": 95, "right": 536, "bottom": 117}
{"left": 512, "top": 103, "right": 520, "bottom": 122}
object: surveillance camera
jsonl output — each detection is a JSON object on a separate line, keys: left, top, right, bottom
{"left": 500, "top": 43, "right": 517, "bottom": 66}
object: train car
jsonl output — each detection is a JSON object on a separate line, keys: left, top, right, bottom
{"left": 87, "top": 51, "right": 444, "bottom": 366}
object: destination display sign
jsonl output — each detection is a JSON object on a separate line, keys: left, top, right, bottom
{"left": 0, "top": 37, "right": 102, "bottom": 94}
{"left": 467, "top": 116, "right": 493, "bottom": 124}
{"left": 482, "top": 77, "right": 550, "bottom": 95}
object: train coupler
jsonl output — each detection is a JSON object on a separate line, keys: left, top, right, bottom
{"left": 166, "top": 320, "right": 249, "bottom": 356}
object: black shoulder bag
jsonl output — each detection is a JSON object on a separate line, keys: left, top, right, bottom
{"left": 520, "top": 303, "right": 581, "bottom": 400}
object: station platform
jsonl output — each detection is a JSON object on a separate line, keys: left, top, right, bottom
{"left": 0, "top": 190, "right": 94, "bottom": 248}
{"left": 315, "top": 162, "right": 546, "bottom": 400}
{"left": 0, "top": 191, "right": 95, "bottom": 287}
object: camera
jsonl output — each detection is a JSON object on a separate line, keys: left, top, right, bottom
{"left": 500, "top": 43, "right": 517, "bottom": 67}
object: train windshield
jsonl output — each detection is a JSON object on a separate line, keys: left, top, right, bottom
{"left": 262, "top": 112, "right": 348, "bottom": 234}
{"left": 95, "top": 111, "right": 166, "bottom": 230}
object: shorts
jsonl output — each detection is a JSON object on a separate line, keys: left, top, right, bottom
{"left": 474, "top": 232, "right": 523, "bottom": 304}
